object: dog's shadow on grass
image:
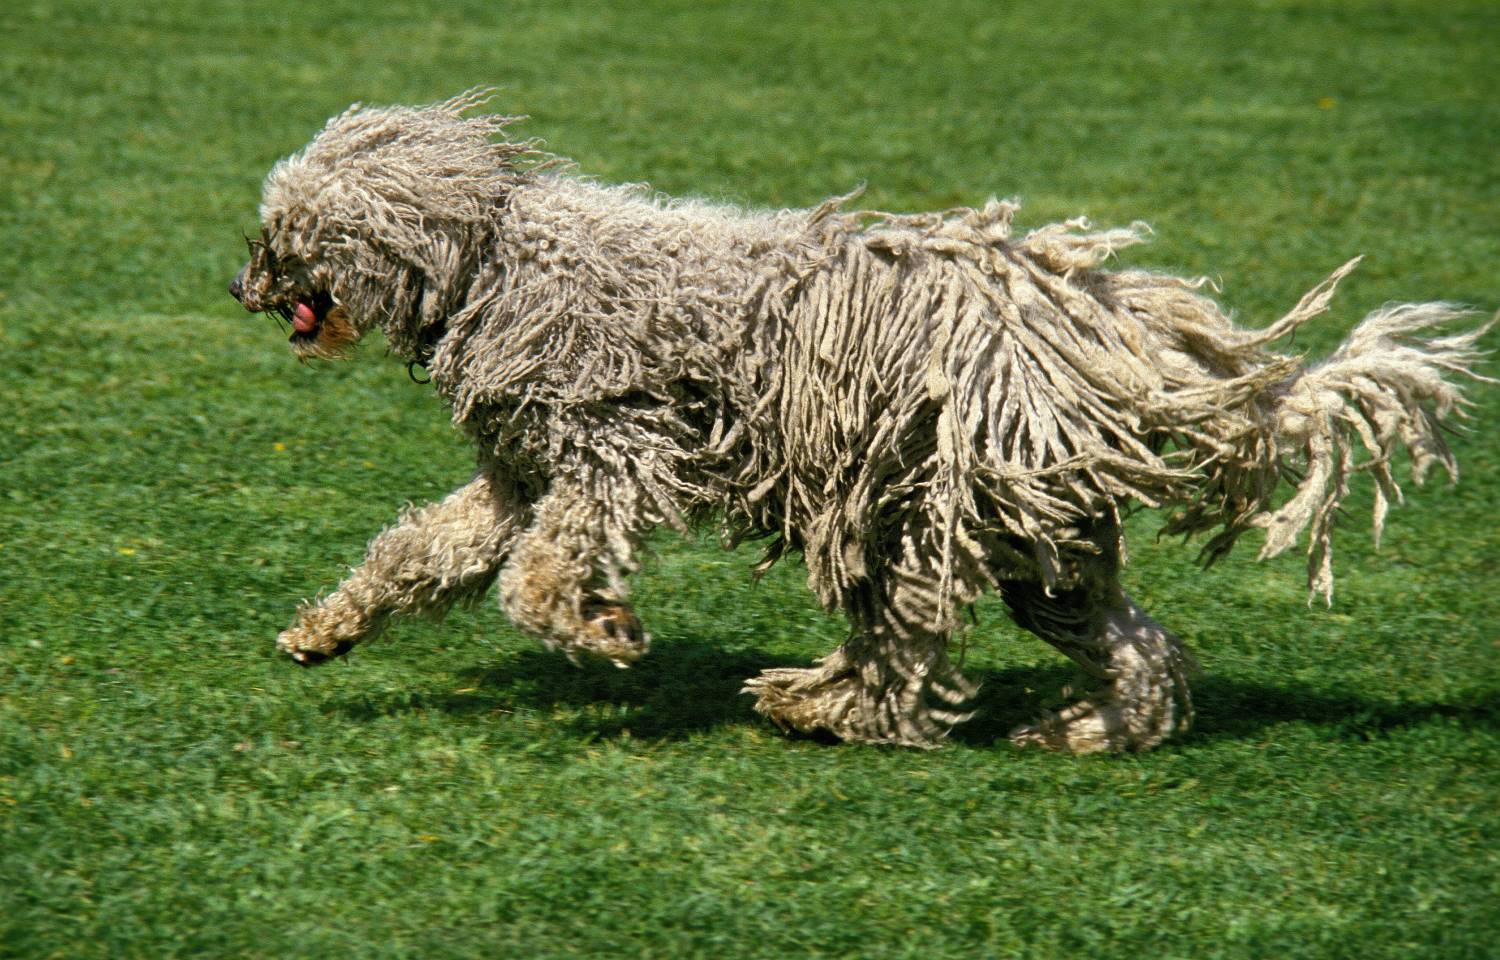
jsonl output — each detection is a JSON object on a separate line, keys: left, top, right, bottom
{"left": 329, "top": 636, "right": 1498, "bottom": 747}
{"left": 1178, "top": 677, "right": 1499, "bottom": 746}
{"left": 955, "top": 668, "right": 1499, "bottom": 748}
{"left": 331, "top": 635, "right": 800, "bottom": 740}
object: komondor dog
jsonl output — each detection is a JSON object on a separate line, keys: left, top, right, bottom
{"left": 231, "top": 92, "right": 1489, "bottom": 752}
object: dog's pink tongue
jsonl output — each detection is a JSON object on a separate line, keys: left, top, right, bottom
{"left": 292, "top": 302, "right": 318, "bottom": 334}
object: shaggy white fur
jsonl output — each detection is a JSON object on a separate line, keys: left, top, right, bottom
{"left": 233, "top": 92, "right": 1490, "bottom": 752}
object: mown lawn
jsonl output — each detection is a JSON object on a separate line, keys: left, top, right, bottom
{"left": 2, "top": 1, "right": 1497, "bottom": 957}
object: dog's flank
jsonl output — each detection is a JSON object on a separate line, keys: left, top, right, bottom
{"left": 234, "top": 92, "right": 1489, "bottom": 752}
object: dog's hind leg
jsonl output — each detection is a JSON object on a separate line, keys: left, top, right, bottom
{"left": 1001, "top": 553, "right": 1197, "bottom": 754}
{"left": 277, "top": 470, "right": 527, "bottom": 665}
{"left": 498, "top": 478, "right": 652, "bottom": 669}
{"left": 744, "top": 549, "right": 978, "bottom": 747}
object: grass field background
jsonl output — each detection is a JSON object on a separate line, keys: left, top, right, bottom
{"left": 3, "top": 1, "right": 1498, "bottom": 957}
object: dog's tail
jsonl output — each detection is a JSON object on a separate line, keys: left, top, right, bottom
{"left": 1231, "top": 260, "right": 1493, "bottom": 601}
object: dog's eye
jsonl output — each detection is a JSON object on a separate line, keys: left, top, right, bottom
{"left": 246, "top": 228, "right": 290, "bottom": 272}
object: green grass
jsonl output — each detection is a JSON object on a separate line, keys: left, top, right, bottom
{"left": 3, "top": 1, "right": 1498, "bottom": 957}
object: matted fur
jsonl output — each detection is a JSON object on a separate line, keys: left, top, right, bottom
{"left": 234, "top": 92, "right": 1490, "bottom": 752}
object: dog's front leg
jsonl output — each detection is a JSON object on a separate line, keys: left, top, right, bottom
{"left": 498, "top": 478, "right": 650, "bottom": 668}
{"left": 277, "top": 469, "right": 528, "bottom": 665}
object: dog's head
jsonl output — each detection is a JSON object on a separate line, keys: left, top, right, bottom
{"left": 230, "top": 224, "right": 358, "bottom": 360}
{"left": 231, "top": 90, "right": 541, "bottom": 362}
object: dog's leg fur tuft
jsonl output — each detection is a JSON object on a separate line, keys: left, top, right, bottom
{"left": 1004, "top": 585, "right": 1196, "bottom": 754}
{"left": 995, "top": 522, "right": 1195, "bottom": 753}
{"left": 276, "top": 471, "right": 526, "bottom": 664}
{"left": 498, "top": 477, "right": 653, "bottom": 668}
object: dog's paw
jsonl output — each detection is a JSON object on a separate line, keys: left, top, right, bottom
{"left": 1009, "top": 695, "right": 1173, "bottom": 754}
{"left": 744, "top": 666, "right": 861, "bottom": 736}
{"left": 745, "top": 663, "right": 972, "bottom": 748}
{"left": 276, "top": 623, "right": 354, "bottom": 667}
{"left": 574, "top": 599, "right": 650, "bottom": 668}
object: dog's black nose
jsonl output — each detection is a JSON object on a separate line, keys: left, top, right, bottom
{"left": 229, "top": 273, "right": 244, "bottom": 302}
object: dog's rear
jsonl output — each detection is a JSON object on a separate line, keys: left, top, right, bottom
{"left": 746, "top": 208, "right": 1491, "bottom": 751}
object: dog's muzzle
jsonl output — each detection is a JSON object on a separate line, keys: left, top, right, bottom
{"left": 229, "top": 268, "right": 247, "bottom": 305}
